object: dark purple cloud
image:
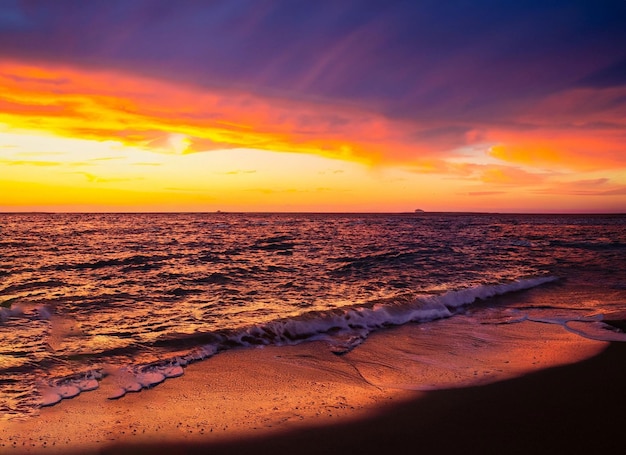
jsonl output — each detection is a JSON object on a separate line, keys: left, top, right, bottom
{"left": 1, "top": 0, "right": 625, "bottom": 126}
{"left": 579, "top": 57, "right": 626, "bottom": 88}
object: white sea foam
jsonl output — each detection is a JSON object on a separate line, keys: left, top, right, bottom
{"left": 40, "top": 371, "right": 103, "bottom": 407}
{"left": 38, "top": 276, "right": 560, "bottom": 405}
{"left": 564, "top": 320, "right": 626, "bottom": 342}
{"left": 104, "top": 360, "right": 190, "bottom": 400}
{"left": 524, "top": 312, "right": 626, "bottom": 342}
{"left": 225, "top": 276, "right": 559, "bottom": 351}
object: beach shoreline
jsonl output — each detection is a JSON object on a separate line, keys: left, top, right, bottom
{"left": 3, "top": 317, "right": 622, "bottom": 455}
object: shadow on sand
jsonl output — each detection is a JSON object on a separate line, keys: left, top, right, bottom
{"left": 101, "top": 342, "right": 626, "bottom": 455}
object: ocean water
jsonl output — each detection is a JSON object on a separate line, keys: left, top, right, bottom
{"left": 1, "top": 212, "right": 625, "bottom": 419}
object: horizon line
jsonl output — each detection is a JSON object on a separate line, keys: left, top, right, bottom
{"left": 1, "top": 210, "right": 624, "bottom": 216}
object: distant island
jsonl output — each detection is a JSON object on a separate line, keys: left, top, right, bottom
{"left": 415, "top": 209, "right": 425, "bottom": 213}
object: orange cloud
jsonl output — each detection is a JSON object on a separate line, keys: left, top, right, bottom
{"left": 406, "top": 160, "right": 550, "bottom": 187}
{"left": 467, "top": 191, "right": 507, "bottom": 196}
{"left": 2, "top": 57, "right": 625, "bottom": 192}
{"left": 486, "top": 86, "right": 626, "bottom": 172}
{"left": 479, "top": 166, "right": 546, "bottom": 185}
{"left": 488, "top": 130, "right": 626, "bottom": 172}
{"left": 0, "top": 59, "right": 440, "bottom": 165}
{"left": 533, "top": 178, "right": 626, "bottom": 197}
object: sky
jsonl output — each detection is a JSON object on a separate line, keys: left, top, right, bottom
{"left": 1, "top": 0, "right": 625, "bottom": 213}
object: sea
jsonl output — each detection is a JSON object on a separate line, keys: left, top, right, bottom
{"left": 1, "top": 212, "right": 625, "bottom": 420}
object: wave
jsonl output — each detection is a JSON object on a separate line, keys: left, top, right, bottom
{"left": 329, "top": 251, "right": 421, "bottom": 276}
{"left": 39, "top": 275, "right": 558, "bottom": 405}
{"left": 550, "top": 239, "right": 626, "bottom": 251}
{"left": 221, "top": 276, "right": 559, "bottom": 350}
{"left": 252, "top": 235, "right": 297, "bottom": 253}
{"left": 0, "top": 280, "right": 66, "bottom": 295}
{"left": 49, "top": 254, "right": 173, "bottom": 271}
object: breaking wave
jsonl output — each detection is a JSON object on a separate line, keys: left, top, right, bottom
{"left": 40, "top": 276, "right": 558, "bottom": 406}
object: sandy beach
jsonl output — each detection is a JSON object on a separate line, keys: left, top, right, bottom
{"left": 3, "top": 317, "right": 623, "bottom": 455}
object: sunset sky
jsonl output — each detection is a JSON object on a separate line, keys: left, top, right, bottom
{"left": 1, "top": 0, "right": 625, "bottom": 212}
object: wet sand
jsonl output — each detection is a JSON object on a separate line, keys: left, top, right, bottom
{"left": 165, "top": 341, "right": 626, "bottom": 455}
{"left": 3, "top": 320, "right": 623, "bottom": 455}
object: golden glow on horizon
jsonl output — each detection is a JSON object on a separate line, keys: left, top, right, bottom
{"left": 1, "top": 127, "right": 481, "bottom": 211}
{"left": 1, "top": 59, "right": 625, "bottom": 212}
{"left": 2, "top": 126, "right": 624, "bottom": 213}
